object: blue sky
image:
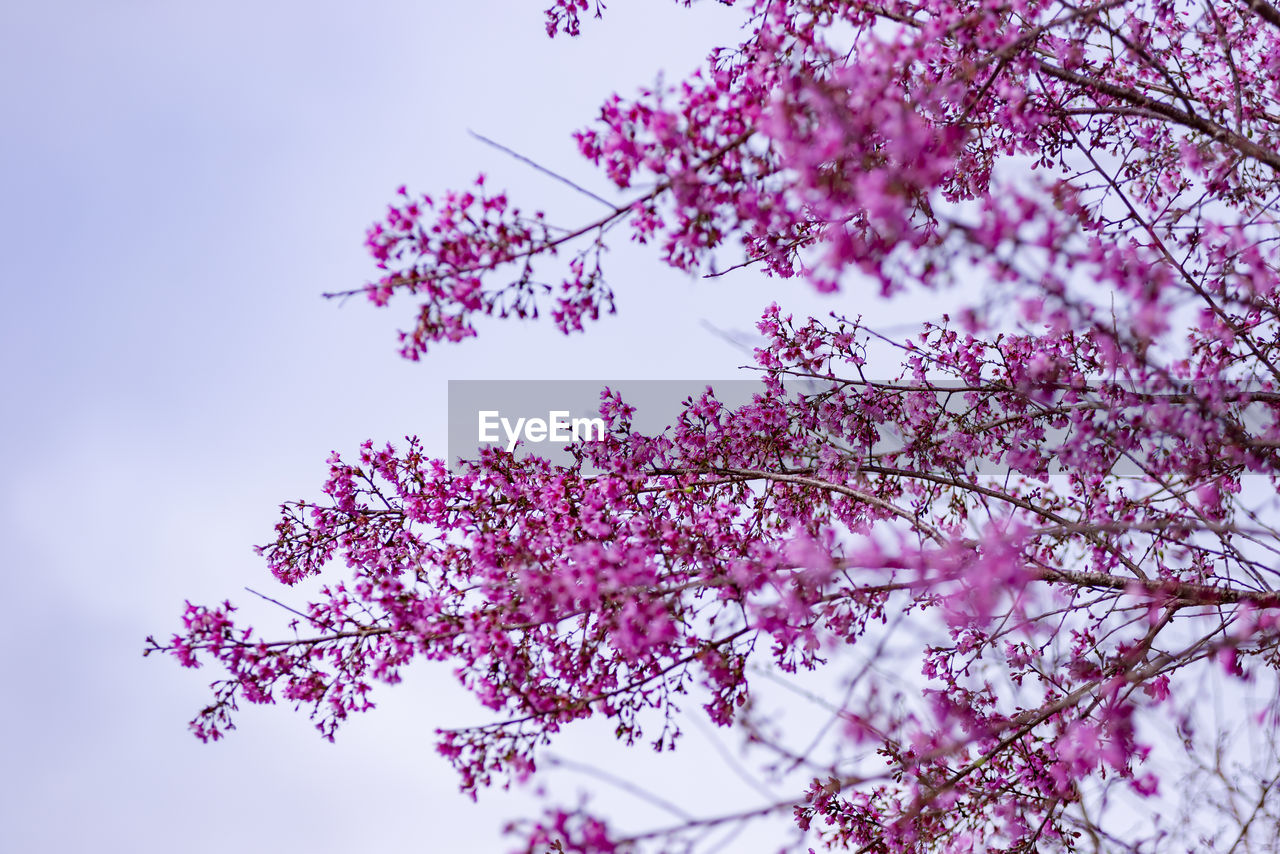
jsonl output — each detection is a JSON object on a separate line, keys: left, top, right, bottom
{"left": 0, "top": 2, "right": 915, "bottom": 850}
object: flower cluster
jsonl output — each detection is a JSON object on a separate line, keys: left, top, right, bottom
{"left": 152, "top": 0, "right": 1280, "bottom": 850}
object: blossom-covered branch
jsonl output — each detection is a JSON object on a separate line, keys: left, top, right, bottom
{"left": 153, "top": 0, "right": 1280, "bottom": 850}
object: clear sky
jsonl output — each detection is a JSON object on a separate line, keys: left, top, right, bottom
{"left": 0, "top": 2, "right": 923, "bottom": 851}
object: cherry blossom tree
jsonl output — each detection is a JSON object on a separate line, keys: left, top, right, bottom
{"left": 149, "top": 0, "right": 1280, "bottom": 850}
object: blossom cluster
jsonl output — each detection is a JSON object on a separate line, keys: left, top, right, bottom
{"left": 152, "top": 0, "right": 1280, "bottom": 850}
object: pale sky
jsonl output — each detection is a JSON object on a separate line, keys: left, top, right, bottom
{"left": 0, "top": 2, "right": 918, "bottom": 851}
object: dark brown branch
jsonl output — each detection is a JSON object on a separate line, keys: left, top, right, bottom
{"left": 1035, "top": 60, "right": 1280, "bottom": 173}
